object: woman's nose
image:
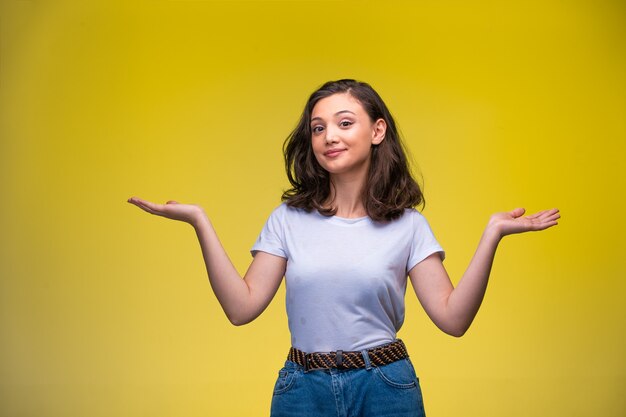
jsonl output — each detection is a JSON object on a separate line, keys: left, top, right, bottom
{"left": 325, "top": 130, "right": 338, "bottom": 144}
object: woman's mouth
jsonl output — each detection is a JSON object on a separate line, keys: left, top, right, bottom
{"left": 324, "top": 148, "right": 345, "bottom": 157}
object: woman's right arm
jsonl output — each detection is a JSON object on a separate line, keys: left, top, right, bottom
{"left": 128, "top": 197, "right": 286, "bottom": 325}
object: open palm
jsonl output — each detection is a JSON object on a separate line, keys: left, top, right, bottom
{"left": 127, "top": 197, "right": 206, "bottom": 226}
{"left": 489, "top": 208, "right": 560, "bottom": 237}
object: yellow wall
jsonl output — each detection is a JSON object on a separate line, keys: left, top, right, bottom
{"left": 1, "top": 1, "right": 624, "bottom": 416}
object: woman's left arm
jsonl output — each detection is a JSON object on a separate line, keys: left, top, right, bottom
{"left": 409, "top": 208, "right": 560, "bottom": 337}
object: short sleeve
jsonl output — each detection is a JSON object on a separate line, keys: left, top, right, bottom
{"left": 407, "top": 211, "right": 445, "bottom": 272}
{"left": 250, "top": 204, "right": 288, "bottom": 259}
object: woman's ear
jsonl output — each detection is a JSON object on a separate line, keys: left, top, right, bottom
{"left": 371, "top": 118, "right": 387, "bottom": 145}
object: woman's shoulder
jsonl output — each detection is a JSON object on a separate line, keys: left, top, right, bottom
{"left": 398, "top": 207, "right": 435, "bottom": 229}
{"left": 400, "top": 207, "right": 427, "bottom": 221}
{"left": 268, "top": 202, "right": 312, "bottom": 219}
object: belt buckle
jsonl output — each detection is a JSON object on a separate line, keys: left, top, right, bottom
{"left": 304, "top": 354, "right": 312, "bottom": 372}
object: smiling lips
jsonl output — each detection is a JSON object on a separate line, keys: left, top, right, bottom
{"left": 324, "top": 148, "right": 345, "bottom": 157}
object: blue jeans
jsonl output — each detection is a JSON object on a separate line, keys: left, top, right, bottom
{"left": 270, "top": 354, "right": 426, "bottom": 417}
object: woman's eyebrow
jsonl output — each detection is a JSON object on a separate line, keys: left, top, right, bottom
{"left": 311, "top": 110, "right": 356, "bottom": 123}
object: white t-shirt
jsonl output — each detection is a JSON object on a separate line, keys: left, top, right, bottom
{"left": 251, "top": 203, "right": 444, "bottom": 353}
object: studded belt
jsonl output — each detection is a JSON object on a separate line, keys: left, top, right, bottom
{"left": 287, "top": 339, "right": 409, "bottom": 371}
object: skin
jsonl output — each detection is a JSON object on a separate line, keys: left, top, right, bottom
{"left": 128, "top": 92, "right": 560, "bottom": 335}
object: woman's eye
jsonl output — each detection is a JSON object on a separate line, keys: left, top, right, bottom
{"left": 339, "top": 120, "right": 353, "bottom": 127}
{"left": 312, "top": 126, "right": 324, "bottom": 134}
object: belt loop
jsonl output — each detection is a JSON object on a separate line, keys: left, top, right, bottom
{"left": 304, "top": 354, "right": 311, "bottom": 373}
{"left": 335, "top": 350, "right": 343, "bottom": 368}
{"left": 360, "top": 349, "right": 372, "bottom": 371}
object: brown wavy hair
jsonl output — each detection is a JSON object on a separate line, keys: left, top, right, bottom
{"left": 282, "top": 79, "right": 424, "bottom": 222}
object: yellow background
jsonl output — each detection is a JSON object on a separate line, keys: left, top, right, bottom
{"left": 1, "top": 1, "right": 624, "bottom": 416}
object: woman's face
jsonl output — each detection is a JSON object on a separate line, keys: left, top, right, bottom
{"left": 310, "top": 93, "right": 386, "bottom": 179}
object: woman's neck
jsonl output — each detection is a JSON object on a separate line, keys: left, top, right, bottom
{"left": 327, "top": 173, "right": 367, "bottom": 218}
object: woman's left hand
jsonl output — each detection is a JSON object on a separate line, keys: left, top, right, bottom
{"left": 488, "top": 208, "right": 560, "bottom": 238}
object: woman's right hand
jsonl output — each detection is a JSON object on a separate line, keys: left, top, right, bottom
{"left": 127, "top": 197, "right": 206, "bottom": 226}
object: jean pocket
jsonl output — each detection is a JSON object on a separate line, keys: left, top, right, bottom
{"left": 272, "top": 366, "right": 299, "bottom": 395}
{"left": 373, "top": 359, "right": 418, "bottom": 389}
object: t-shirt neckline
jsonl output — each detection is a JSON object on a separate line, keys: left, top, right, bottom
{"left": 326, "top": 214, "right": 371, "bottom": 225}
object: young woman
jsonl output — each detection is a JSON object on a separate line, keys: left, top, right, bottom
{"left": 128, "top": 79, "right": 559, "bottom": 417}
